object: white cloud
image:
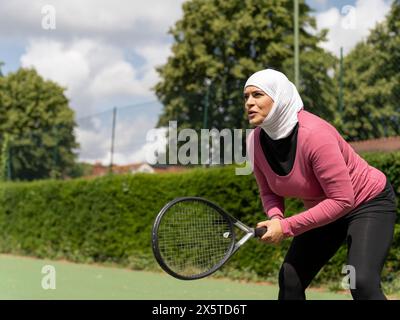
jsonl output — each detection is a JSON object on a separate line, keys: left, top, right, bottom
{"left": 12, "top": 0, "right": 182, "bottom": 117}
{"left": 74, "top": 124, "right": 110, "bottom": 163}
{"left": 20, "top": 39, "right": 90, "bottom": 95}
{"left": 20, "top": 39, "right": 108, "bottom": 115}
{"left": 89, "top": 60, "right": 145, "bottom": 97}
{"left": 0, "top": 0, "right": 184, "bottom": 44}
{"left": 75, "top": 113, "right": 166, "bottom": 165}
{"left": 316, "top": 8, "right": 341, "bottom": 29}
{"left": 0, "top": 0, "right": 184, "bottom": 165}
{"left": 315, "top": 0, "right": 391, "bottom": 56}
{"left": 20, "top": 37, "right": 170, "bottom": 117}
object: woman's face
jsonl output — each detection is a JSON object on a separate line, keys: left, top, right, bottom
{"left": 243, "top": 86, "right": 274, "bottom": 126}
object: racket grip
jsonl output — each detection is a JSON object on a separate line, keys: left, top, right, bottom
{"left": 254, "top": 227, "right": 268, "bottom": 238}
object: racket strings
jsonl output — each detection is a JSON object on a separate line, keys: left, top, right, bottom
{"left": 157, "top": 201, "right": 233, "bottom": 277}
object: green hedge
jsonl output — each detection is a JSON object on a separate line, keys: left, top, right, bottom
{"left": 0, "top": 151, "right": 399, "bottom": 293}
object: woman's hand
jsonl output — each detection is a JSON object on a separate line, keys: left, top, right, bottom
{"left": 256, "top": 219, "right": 285, "bottom": 245}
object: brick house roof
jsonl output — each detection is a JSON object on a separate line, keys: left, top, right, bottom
{"left": 349, "top": 136, "right": 400, "bottom": 153}
{"left": 90, "top": 162, "right": 187, "bottom": 177}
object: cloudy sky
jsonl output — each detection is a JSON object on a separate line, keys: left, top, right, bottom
{"left": 0, "top": 0, "right": 393, "bottom": 165}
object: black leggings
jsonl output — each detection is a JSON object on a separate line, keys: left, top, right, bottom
{"left": 279, "top": 178, "right": 397, "bottom": 300}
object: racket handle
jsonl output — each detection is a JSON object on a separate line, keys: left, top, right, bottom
{"left": 254, "top": 227, "right": 268, "bottom": 238}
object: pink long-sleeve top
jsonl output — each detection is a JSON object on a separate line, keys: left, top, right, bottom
{"left": 248, "top": 109, "right": 387, "bottom": 237}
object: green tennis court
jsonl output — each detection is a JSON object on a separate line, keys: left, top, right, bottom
{"left": 0, "top": 254, "right": 351, "bottom": 300}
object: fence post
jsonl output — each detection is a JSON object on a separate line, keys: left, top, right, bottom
{"left": 109, "top": 107, "right": 117, "bottom": 173}
{"left": 294, "top": 0, "right": 299, "bottom": 88}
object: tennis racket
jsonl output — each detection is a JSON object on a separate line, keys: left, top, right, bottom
{"left": 152, "top": 197, "right": 267, "bottom": 280}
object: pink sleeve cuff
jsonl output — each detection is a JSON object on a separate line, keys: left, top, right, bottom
{"left": 279, "top": 219, "right": 293, "bottom": 238}
{"left": 267, "top": 207, "right": 284, "bottom": 219}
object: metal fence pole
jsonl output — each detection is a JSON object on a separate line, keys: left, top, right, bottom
{"left": 109, "top": 107, "right": 117, "bottom": 173}
{"left": 338, "top": 46, "right": 344, "bottom": 114}
{"left": 294, "top": 0, "right": 299, "bottom": 88}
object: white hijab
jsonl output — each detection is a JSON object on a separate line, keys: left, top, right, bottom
{"left": 244, "top": 69, "right": 304, "bottom": 140}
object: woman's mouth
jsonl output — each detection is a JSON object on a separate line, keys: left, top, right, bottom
{"left": 248, "top": 110, "right": 257, "bottom": 118}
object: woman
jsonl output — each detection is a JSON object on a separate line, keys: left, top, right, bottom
{"left": 245, "top": 69, "right": 397, "bottom": 300}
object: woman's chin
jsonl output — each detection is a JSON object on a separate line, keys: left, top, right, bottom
{"left": 249, "top": 118, "right": 262, "bottom": 126}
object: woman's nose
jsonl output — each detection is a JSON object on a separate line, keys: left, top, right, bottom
{"left": 246, "top": 96, "right": 255, "bottom": 107}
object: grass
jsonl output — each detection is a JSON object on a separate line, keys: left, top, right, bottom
{"left": 0, "top": 254, "right": 352, "bottom": 300}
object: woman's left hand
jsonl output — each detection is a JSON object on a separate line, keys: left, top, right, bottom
{"left": 256, "top": 219, "right": 285, "bottom": 245}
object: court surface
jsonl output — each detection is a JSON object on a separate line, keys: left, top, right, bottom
{"left": 0, "top": 254, "right": 351, "bottom": 300}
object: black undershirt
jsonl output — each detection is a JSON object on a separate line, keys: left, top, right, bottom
{"left": 259, "top": 123, "right": 299, "bottom": 176}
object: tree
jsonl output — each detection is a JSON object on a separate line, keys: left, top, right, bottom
{"left": 340, "top": 0, "right": 400, "bottom": 141}
{"left": 154, "top": 0, "right": 338, "bottom": 133}
{"left": 0, "top": 133, "right": 10, "bottom": 181}
{"left": 0, "top": 68, "right": 78, "bottom": 180}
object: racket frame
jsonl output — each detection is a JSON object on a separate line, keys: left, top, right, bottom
{"left": 152, "top": 197, "right": 257, "bottom": 280}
